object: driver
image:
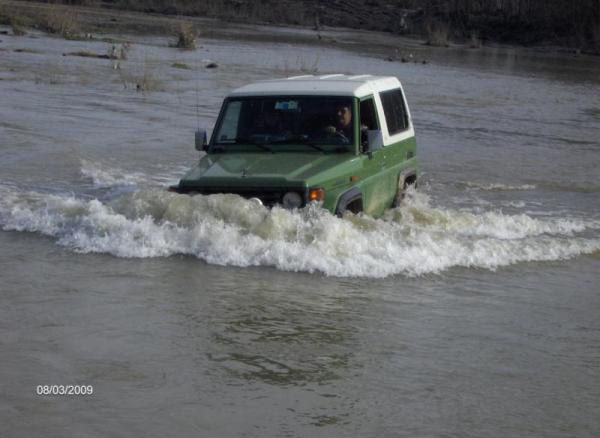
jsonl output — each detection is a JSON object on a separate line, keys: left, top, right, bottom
{"left": 324, "top": 104, "right": 352, "bottom": 142}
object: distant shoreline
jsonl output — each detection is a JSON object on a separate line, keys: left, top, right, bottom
{"left": 2, "top": 0, "right": 598, "bottom": 57}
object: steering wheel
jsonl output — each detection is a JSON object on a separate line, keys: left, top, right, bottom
{"left": 334, "top": 130, "right": 349, "bottom": 143}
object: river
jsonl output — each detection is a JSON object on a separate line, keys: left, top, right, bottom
{"left": 1, "top": 22, "right": 599, "bottom": 437}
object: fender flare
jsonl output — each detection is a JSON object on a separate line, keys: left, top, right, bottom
{"left": 335, "top": 187, "right": 363, "bottom": 216}
{"left": 393, "top": 169, "right": 418, "bottom": 207}
{"left": 398, "top": 169, "right": 417, "bottom": 189}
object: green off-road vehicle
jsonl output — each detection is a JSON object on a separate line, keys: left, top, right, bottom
{"left": 171, "top": 74, "right": 417, "bottom": 217}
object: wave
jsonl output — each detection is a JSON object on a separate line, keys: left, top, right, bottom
{"left": 460, "top": 181, "right": 537, "bottom": 191}
{"left": 0, "top": 184, "right": 599, "bottom": 277}
{"left": 79, "top": 159, "right": 188, "bottom": 191}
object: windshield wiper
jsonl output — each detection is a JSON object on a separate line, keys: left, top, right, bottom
{"left": 300, "top": 142, "right": 326, "bottom": 153}
{"left": 218, "top": 138, "right": 274, "bottom": 153}
{"left": 268, "top": 136, "right": 326, "bottom": 153}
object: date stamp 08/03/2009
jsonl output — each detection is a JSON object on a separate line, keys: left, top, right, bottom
{"left": 36, "top": 385, "right": 93, "bottom": 396}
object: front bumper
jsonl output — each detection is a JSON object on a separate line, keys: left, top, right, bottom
{"left": 168, "top": 185, "right": 307, "bottom": 208}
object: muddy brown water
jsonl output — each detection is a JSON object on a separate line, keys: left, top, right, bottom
{"left": 1, "top": 23, "right": 599, "bottom": 437}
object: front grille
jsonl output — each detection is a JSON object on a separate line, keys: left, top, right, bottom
{"left": 176, "top": 186, "right": 304, "bottom": 207}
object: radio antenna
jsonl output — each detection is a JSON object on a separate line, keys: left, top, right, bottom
{"left": 195, "top": 58, "right": 200, "bottom": 131}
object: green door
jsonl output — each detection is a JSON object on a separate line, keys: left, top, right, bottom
{"left": 358, "top": 96, "right": 390, "bottom": 215}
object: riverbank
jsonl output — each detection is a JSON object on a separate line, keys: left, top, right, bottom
{"left": 1, "top": 0, "right": 598, "bottom": 57}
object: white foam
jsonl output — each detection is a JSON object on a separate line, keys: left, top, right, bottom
{"left": 80, "top": 160, "right": 190, "bottom": 189}
{"left": 80, "top": 159, "right": 147, "bottom": 188}
{"left": 1, "top": 184, "right": 599, "bottom": 277}
{"left": 463, "top": 181, "right": 537, "bottom": 191}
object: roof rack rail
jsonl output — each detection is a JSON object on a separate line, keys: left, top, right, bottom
{"left": 287, "top": 75, "right": 314, "bottom": 80}
{"left": 318, "top": 74, "right": 345, "bottom": 79}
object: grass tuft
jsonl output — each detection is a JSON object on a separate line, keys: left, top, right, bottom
{"left": 171, "top": 62, "right": 191, "bottom": 69}
{"left": 42, "top": 6, "right": 80, "bottom": 38}
{"left": 11, "top": 16, "right": 27, "bottom": 36}
{"left": 117, "top": 59, "right": 165, "bottom": 93}
{"left": 174, "top": 22, "right": 196, "bottom": 49}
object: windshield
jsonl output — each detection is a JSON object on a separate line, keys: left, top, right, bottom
{"left": 212, "top": 96, "right": 355, "bottom": 151}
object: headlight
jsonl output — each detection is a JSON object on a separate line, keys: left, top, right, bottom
{"left": 282, "top": 191, "right": 302, "bottom": 209}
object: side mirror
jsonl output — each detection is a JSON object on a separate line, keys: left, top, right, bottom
{"left": 195, "top": 129, "right": 208, "bottom": 151}
{"left": 367, "top": 129, "right": 383, "bottom": 152}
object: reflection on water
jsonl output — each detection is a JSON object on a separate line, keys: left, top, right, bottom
{"left": 208, "top": 300, "right": 352, "bottom": 386}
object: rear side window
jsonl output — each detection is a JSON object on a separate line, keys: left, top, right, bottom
{"left": 380, "top": 88, "right": 409, "bottom": 135}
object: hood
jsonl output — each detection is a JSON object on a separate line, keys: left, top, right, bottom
{"left": 180, "top": 152, "right": 352, "bottom": 186}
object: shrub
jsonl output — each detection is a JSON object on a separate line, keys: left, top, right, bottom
{"left": 282, "top": 54, "right": 320, "bottom": 75}
{"left": 0, "top": 5, "right": 9, "bottom": 26}
{"left": 174, "top": 22, "right": 196, "bottom": 49}
{"left": 10, "top": 16, "right": 27, "bottom": 36}
{"left": 43, "top": 6, "right": 80, "bottom": 38}
{"left": 425, "top": 20, "right": 450, "bottom": 47}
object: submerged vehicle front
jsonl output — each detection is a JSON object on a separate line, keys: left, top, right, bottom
{"left": 174, "top": 94, "right": 360, "bottom": 211}
{"left": 171, "top": 75, "right": 418, "bottom": 217}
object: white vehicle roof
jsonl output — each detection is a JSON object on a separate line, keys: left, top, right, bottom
{"left": 228, "top": 74, "right": 403, "bottom": 98}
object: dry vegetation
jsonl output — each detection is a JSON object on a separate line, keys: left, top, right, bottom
{"left": 41, "top": 6, "right": 80, "bottom": 38}
{"left": 4, "top": 0, "right": 599, "bottom": 52}
{"left": 108, "top": 0, "right": 312, "bottom": 27}
{"left": 173, "top": 21, "right": 196, "bottom": 49}
{"left": 0, "top": 5, "right": 30, "bottom": 35}
{"left": 420, "top": 0, "right": 600, "bottom": 50}
{"left": 117, "top": 59, "right": 164, "bottom": 93}
{"left": 10, "top": 16, "right": 28, "bottom": 36}
{"left": 113, "top": 0, "right": 599, "bottom": 51}
{"left": 13, "top": 47, "right": 42, "bottom": 53}
{"left": 171, "top": 62, "right": 191, "bottom": 69}
{"left": 425, "top": 20, "right": 449, "bottom": 47}
{"left": 281, "top": 54, "right": 320, "bottom": 75}
{"left": 62, "top": 43, "right": 130, "bottom": 60}
{"left": 0, "top": 5, "right": 8, "bottom": 25}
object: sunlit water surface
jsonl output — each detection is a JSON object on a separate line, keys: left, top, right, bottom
{"left": 1, "top": 25, "right": 599, "bottom": 437}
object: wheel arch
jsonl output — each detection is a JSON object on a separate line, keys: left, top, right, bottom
{"left": 335, "top": 186, "right": 363, "bottom": 216}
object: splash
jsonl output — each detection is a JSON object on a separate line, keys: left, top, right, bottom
{"left": 80, "top": 159, "right": 148, "bottom": 188}
{"left": 79, "top": 159, "right": 188, "bottom": 190}
{"left": 0, "top": 184, "right": 598, "bottom": 277}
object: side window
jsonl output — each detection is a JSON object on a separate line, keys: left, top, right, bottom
{"left": 380, "top": 88, "right": 409, "bottom": 135}
{"left": 360, "top": 98, "right": 379, "bottom": 131}
{"left": 359, "top": 98, "right": 380, "bottom": 151}
{"left": 218, "top": 100, "right": 242, "bottom": 141}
